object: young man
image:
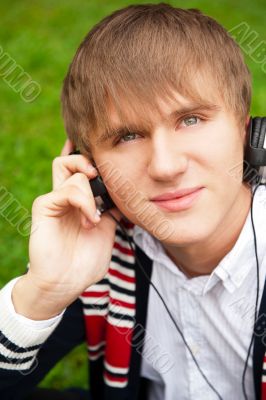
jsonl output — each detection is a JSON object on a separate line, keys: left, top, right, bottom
{"left": 0, "top": 3, "right": 265, "bottom": 400}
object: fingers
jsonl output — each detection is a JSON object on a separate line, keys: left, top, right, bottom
{"left": 61, "top": 172, "right": 100, "bottom": 224}
{"left": 60, "top": 139, "right": 75, "bottom": 156}
{"left": 54, "top": 185, "right": 100, "bottom": 225}
{"left": 47, "top": 152, "right": 104, "bottom": 229}
{"left": 52, "top": 154, "right": 98, "bottom": 190}
{"left": 33, "top": 176, "right": 100, "bottom": 228}
{"left": 60, "top": 171, "right": 94, "bottom": 200}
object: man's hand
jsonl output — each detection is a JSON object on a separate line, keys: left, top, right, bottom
{"left": 12, "top": 141, "right": 122, "bottom": 320}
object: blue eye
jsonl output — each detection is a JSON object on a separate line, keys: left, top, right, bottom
{"left": 183, "top": 116, "right": 200, "bottom": 126}
{"left": 118, "top": 132, "right": 140, "bottom": 144}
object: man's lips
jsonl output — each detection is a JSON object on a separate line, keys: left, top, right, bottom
{"left": 150, "top": 187, "right": 204, "bottom": 212}
{"left": 150, "top": 187, "right": 204, "bottom": 201}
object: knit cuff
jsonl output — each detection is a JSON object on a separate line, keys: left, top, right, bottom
{"left": 0, "top": 277, "right": 64, "bottom": 371}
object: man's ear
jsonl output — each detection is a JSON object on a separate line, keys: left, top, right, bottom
{"left": 245, "top": 115, "right": 251, "bottom": 130}
{"left": 243, "top": 115, "right": 251, "bottom": 148}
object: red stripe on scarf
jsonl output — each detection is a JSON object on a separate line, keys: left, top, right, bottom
{"left": 105, "top": 326, "right": 133, "bottom": 367}
{"left": 110, "top": 297, "right": 135, "bottom": 309}
{"left": 109, "top": 267, "right": 135, "bottom": 283}
{"left": 81, "top": 290, "right": 109, "bottom": 298}
{"left": 114, "top": 242, "right": 134, "bottom": 255}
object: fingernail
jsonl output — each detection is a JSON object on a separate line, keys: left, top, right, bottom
{"left": 94, "top": 209, "right": 101, "bottom": 222}
{"left": 87, "top": 165, "right": 97, "bottom": 174}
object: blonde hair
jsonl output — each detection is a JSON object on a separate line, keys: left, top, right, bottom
{"left": 61, "top": 3, "right": 252, "bottom": 158}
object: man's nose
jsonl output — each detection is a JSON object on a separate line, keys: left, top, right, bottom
{"left": 147, "top": 129, "right": 188, "bottom": 181}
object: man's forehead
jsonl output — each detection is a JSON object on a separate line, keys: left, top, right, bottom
{"left": 111, "top": 86, "right": 222, "bottom": 123}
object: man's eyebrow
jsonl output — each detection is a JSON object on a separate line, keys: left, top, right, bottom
{"left": 95, "top": 126, "right": 141, "bottom": 145}
{"left": 167, "top": 103, "right": 221, "bottom": 121}
{"left": 95, "top": 103, "right": 221, "bottom": 145}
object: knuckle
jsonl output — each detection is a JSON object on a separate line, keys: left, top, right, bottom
{"left": 52, "top": 156, "right": 61, "bottom": 170}
{"left": 73, "top": 172, "right": 89, "bottom": 185}
{"left": 32, "top": 194, "right": 46, "bottom": 210}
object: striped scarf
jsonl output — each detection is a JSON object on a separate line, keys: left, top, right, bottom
{"left": 79, "top": 218, "right": 136, "bottom": 389}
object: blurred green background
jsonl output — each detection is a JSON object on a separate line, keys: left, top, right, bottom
{"left": 0, "top": 0, "right": 265, "bottom": 391}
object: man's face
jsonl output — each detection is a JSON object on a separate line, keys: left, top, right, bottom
{"left": 90, "top": 90, "right": 250, "bottom": 247}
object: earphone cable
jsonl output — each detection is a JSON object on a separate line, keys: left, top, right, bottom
{"left": 242, "top": 178, "right": 265, "bottom": 400}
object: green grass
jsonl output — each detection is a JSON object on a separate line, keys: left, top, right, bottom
{"left": 0, "top": 0, "right": 265, "bottom": 390}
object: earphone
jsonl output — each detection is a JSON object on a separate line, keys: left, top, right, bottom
{"left": 70, "top": 116, "right": 266, "bottom": 399}
{"left": 68, "top": 149, "right": 115, "bottom": 212}
{"left": 244, "top": 117, "right": 266, "bottom": 184}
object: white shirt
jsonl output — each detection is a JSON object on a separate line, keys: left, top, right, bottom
{"left": 2, "top": 184, "right": 266, "bottom": 399}
{"left": 133, "top": 184, "right": 266, "bottom": 400}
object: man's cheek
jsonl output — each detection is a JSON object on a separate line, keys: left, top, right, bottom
{"left": 113, "top": 183, "right": 148, "bottom": 217}
{"left": 114, "top": 179, "right": 137, "bottom": 202}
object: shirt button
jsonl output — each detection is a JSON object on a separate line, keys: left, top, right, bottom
{"left": 190, "top": 344, "right": 200, "bottom": 356}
